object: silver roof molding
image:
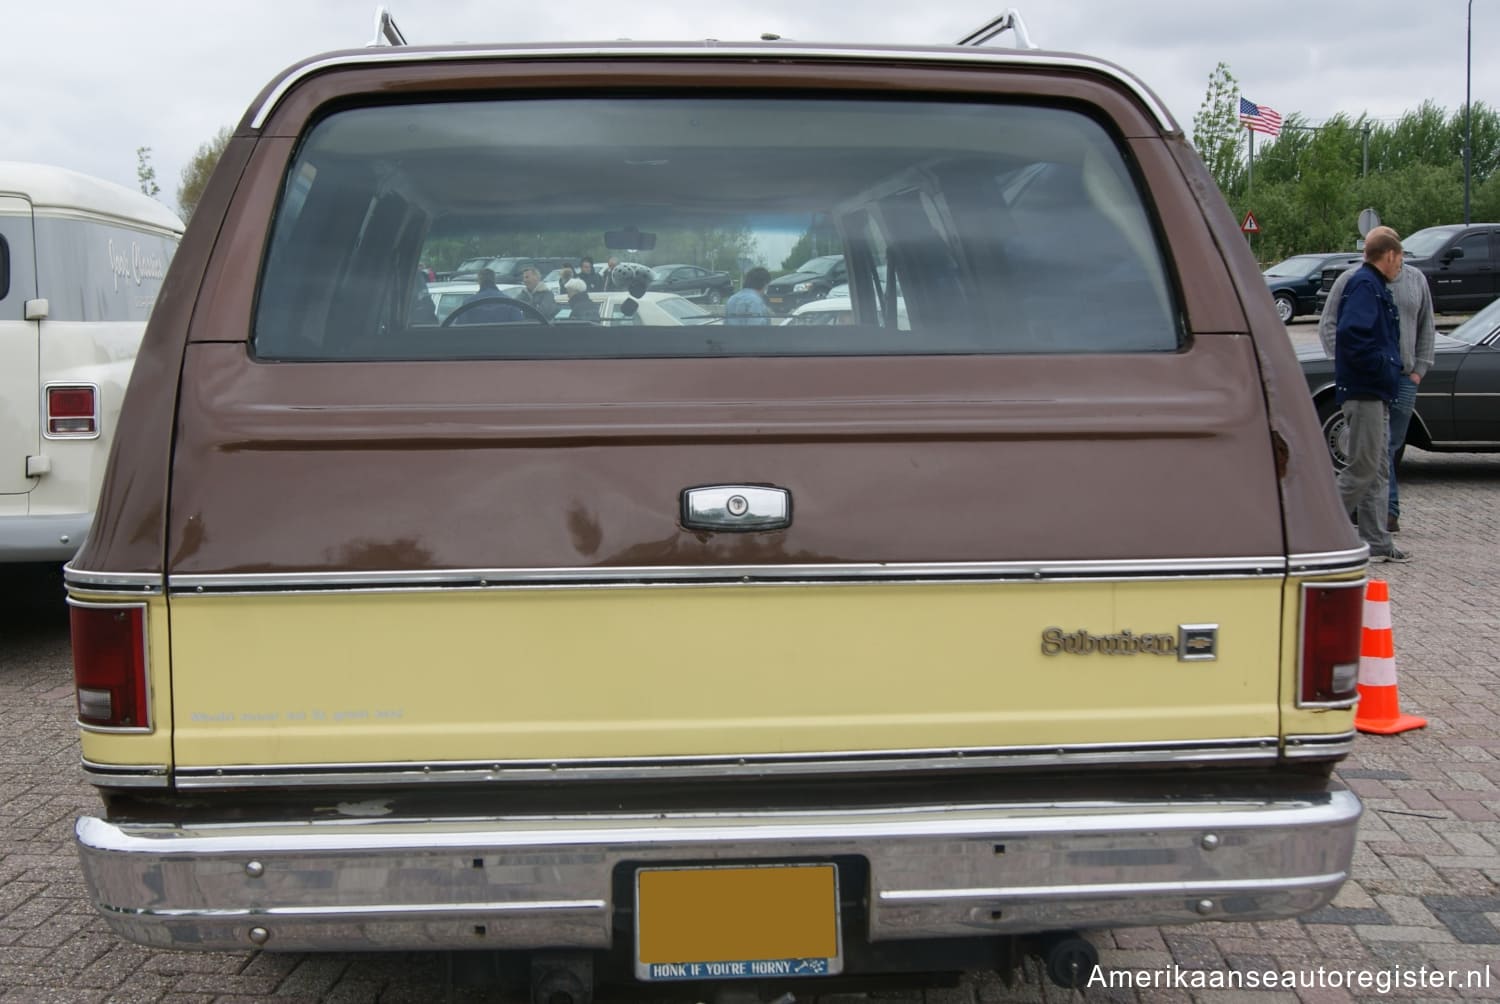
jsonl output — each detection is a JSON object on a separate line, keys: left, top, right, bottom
{"left": 249, "top": 43, "right": 1177, "bottom": 132}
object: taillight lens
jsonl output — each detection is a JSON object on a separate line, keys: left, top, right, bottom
{"left": 1299, "top": 581, "right": 1365, "bottom": 707}
{"left": 47, "top": 385, "right": 98, "bottom": 436}
{"left": 69, "top": 602, "right": 151, "bottom": 730}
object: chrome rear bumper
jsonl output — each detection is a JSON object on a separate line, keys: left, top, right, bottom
{"left": 76, "top": 789, "right": 1360, "bottom": 953}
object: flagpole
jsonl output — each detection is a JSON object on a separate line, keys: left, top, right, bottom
{"left": 1247, "top": 125, "right": 1255, "bottom": 192}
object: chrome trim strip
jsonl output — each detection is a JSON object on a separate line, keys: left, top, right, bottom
{"left": 881, "top": 871, "right": 1346, "bottom": 902}
{"left": 71, "top": 549, "right": 1363, "bottom": 597}
{"left": 66, "top": 598, "right": 155, "bottom": 734}
{"left": 64, "top": 566, "right": 164, "bottom": 593}
{"left": 169, "top": 738, "right": 1282, "bottom": 789}
{"left": 1426, "top": 437, "right": 1500, "bottom": 446}
{"left": 1287, "top": 547, "right": 1368, "bottom": 575}
{"left": 81, "top": 759, "right": 170, "bottom": 789}
{"left": 248, "top": 45, "right": 1176, "bottom": 132}
{"left": 1284, "top": 731, "right": 1357, "bottom": 760}
{"left": 168, "top": 556, "right": 1290, "bottom": 594}
{"left": 1299, "top": 697, "right": 1359, "bottom": 711}
{"left": 104, "top": 898, "right": 605, "bottom": 920}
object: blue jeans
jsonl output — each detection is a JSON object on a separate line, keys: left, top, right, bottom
{"left": 1388, "top": 375, "right": 1418, "bottom": 519}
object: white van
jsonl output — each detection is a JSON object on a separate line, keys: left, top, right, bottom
{"left": 0, "top": 162, "right": 183, "bottom": 563}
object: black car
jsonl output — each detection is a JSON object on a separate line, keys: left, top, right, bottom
{"left": 645, "top": 264, "right": 734, "bottom": 304}
{"left": 1263, "top": 253, "right": 1362, "bottom": 323}
{"left": 1299, "top": 295, "right": 1500, "bottom": 468}
{"left": 1316, "top": 224, "right": 1500, "bottom": 315}
{"left": 1401, "top": 224, "right": 1500, "bottom": 313}
{"left": 765, "top": 254, "right": 847, "bottom": 314}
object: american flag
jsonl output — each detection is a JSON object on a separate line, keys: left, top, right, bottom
{"left": 1239, "top": 96, "right": 1282, "bottom": 137}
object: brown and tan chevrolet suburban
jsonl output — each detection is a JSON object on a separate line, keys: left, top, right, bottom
{"left": 66, "top": 16, "right": 1367, "bottom": 999}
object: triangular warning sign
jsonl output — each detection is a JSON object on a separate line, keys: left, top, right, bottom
{"left": 1241, "top": 211, "right": 1260, "bottom": 234}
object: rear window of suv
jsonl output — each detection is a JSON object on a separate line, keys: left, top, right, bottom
{"left": 253, "top": 96, "right": 1180, "bottom": 360}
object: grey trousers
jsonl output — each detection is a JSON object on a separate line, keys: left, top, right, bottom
{"left": 1337, "top": 398, "right": 1393, "bottom": 553}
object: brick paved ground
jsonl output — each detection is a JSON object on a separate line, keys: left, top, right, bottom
{"left": 2, "top": 451, "right": 1497, "bottom": 1003}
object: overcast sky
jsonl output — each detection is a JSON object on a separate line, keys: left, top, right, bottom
{"left": 5, "top": 0, "right": 1495, "bottom": 219}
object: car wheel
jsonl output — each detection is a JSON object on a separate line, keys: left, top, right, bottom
{"left": 1316, "top": 397, "right": 1351, "bottom": 471}
{"left": 1274, "top": 293, "right": 1296, "bottom": 324}
{"left": 705, "top": 288, "right": 723, "bottom": 305}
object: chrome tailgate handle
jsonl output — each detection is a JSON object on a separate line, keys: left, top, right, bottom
{"left": 681, "top": 485, "right": 791, "bottom": 532}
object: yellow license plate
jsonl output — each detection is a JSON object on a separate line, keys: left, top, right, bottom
{"left": 635, "top": 863, "right": 842, "bottom": 981}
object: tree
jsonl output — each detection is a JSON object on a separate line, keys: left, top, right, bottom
{"left": 1191, "top": 62, "right": 1244, "bottom": 195}
{"left": 780, "top": 232, "right": 816, "bottom": 273}
{"left": 135, "top": 147, "right": 159, "bottom": 198}
{"left": 650, "top": 224, "right": 757, "bottom": 277}
{"left": 780, "top": 216, "right": 840, "bottom": 273}
{"left": 1372, "top": 100, "right": 1456, "bottom": 172}
{"left": 177, "top": 127, "right": 232, "bottom": 222}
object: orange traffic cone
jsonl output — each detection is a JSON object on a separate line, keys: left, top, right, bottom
{"left": 1354, "top": 579, "right": 1427, "bottom": 735}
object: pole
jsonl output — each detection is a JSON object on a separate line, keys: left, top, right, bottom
{"left": 1465, "top": 0, "right": 1473, "bottom": 224}
{"left": 1362, "top": 122, "right": 1370, "bottom": 177}
{"left": 1247, "top": 126, "right": 1255, "bottom": 192}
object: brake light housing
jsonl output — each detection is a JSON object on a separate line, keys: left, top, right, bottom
{"left": 45, "top": 383, "right": 100, "bottom": 438}
{"left": 69, "top": 600, "right": 152, "bottom": 731}
{"left": 1298, "top": 580, "right": 1365, "bottom": 708}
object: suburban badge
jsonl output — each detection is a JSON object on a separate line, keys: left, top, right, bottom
{"left": 1040, "top": 625, "right": 1219, "bottom": 662}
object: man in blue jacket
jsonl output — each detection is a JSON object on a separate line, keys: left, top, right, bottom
{"left": 1333, "top": 226, "right": 1408, "bottom": 562}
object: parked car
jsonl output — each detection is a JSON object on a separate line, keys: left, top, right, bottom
{"left": 448, "top": 255, "right": 500, "bottom": 277}
{"left": 450, "top": 255, "right": 575, "bottom": 283}
{"left": 0, "top": 162, "right": 182, "bottom": 564}
{"left": 1263, "top": 253, "right": 1361, "bottom": 323}
{"left": 1317, "top": 224, "right": 1500, "bottom": 315}
{"left": 423, "top": 280, "right": 526, "bottom": 323}
{"left": 646, "top": 264, "right": 734, "bottom": 303}
{"left": 1401, "top": 223, "right": 1500, "bottom": 312}
{"left": 782, "top": 294, "right": 908, "bottom": 328}
{"left": 66, "top": 20, "right": 1362, "bottom": 998}
{"left": 554, "top": 290, "right": 721, "bottom": 325}
{"left": 1300, "top": 293, "right": 1500, "bottom": 467}
{"left": 765, "top": 254, "right": 847, "bottom": 313}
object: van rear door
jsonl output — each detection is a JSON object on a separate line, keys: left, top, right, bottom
{"left": 0, "top": 195, "right": 39, "bottom": 496}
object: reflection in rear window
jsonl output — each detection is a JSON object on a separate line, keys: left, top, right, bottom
{"left": 254, "top": 97, "right": 1180, "bottom": 360}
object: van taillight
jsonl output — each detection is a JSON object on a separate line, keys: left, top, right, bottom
{"left": 47, "top": 385, "right": 98, "bottom": 436}
{"left": 1299, "top": 581, "right": 1365, "bottom": 707}
{"left": 69, "top": 602, "right": 150, "bottom": 730}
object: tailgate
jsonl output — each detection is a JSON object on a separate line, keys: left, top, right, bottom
{"left": 166, "top": 340, "right": 1287, "bottom": 772}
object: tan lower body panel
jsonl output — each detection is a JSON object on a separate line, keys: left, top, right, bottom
{"left": 167, "top": 578, "right": 1280, "bottom": 767}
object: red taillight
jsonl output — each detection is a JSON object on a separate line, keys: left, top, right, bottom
{"left": 47, "top": 385, "right": 98, "bottom": 436}
{"left": 1299, "top": 581, "right": 1365, "bottom": 707}
{"left": 69, "top": 602, "right": 150, "bottom": 730}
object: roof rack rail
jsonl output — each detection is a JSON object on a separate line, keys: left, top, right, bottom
{"left": 368, "top": 6, "right": 407, "bottom": 47}
{"left": 956, "top": 9, "right": 1039, "bottom": 49}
